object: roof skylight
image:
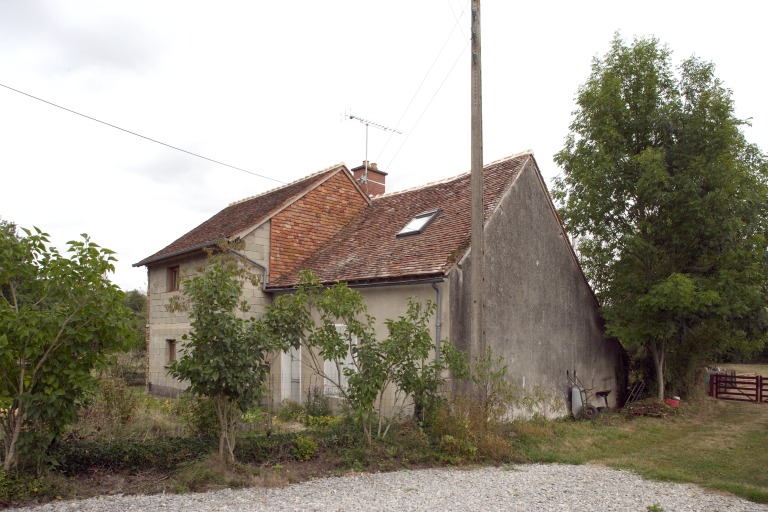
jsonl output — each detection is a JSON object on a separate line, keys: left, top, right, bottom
{"left": 397, "top": 209, "right": 440, "bottom": 237}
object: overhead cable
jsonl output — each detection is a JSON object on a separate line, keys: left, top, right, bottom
{"left": 0, "top": 82, "right": 285, "bottom": 184}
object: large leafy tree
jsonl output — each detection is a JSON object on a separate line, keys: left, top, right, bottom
{"left": 553, "top": 35, "right": 768, "bottom": 399}
{"left": 0, "top": 223, "right": 131, "bottom": 470}
{"left": 166, "top": 244, "right": 279, "bottom": 463}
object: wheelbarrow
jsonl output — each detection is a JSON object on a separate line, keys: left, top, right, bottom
{"left": 567, "top": 370, "right": 600, "bottom": 420}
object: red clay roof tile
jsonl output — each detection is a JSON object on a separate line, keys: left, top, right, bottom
{"left": 134, "top": 164, "right": 347, "bottom": 266}
{"left": 267, "top": 153, "right": 530, "bottom": 288}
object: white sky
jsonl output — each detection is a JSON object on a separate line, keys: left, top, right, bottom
{"left": 1, "top": 1, "right": 766, "bottom": 292}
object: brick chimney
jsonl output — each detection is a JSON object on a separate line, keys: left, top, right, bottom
{"left": 351, "top": 161, "right": 387, "bottom": 196}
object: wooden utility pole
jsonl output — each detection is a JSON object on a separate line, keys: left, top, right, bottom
{"left": 470, "top": 0, "right": 485, "bottom": 360}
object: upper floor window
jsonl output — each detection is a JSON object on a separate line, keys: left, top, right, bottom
{"left": 167, "top": 266, "right": 180, "bottom": 292}
{"left": 397, "top": 209, "right": 440, "bottom": 237}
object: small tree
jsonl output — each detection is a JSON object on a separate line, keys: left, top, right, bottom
{"left": 0, "top": 223, "right": 131, "bottom": 470}
{"left": 260, "top": 271, "right": 457, "bottom": 444}
{"left": 166, "top": 244, "right": 279, "bottom": 463}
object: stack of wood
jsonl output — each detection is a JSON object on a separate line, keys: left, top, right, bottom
{"left": 624, "top": 398, "right": 676, "bottom": 418}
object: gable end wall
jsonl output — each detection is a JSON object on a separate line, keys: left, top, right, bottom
{"left": 449, "top": 161, "right": 626, "bottom": 417}
{"left": 270, "top": 171, "right": 368, "bottom": 280}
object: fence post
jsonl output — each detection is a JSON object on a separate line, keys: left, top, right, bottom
{"left": 758, "top": 375, "right": 763, "bottom": 403}
{"left": 709, "top": 374, "right": 716, "bottom": 397}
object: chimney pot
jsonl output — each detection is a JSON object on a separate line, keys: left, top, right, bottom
{"left": 351, "top": 161, "right": 387, "bottom": 196}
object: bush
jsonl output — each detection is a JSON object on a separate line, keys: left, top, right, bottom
{"left": 428, "top": 394, "right": 514, "bottom": 463}
{"left": 304, "top": 385, "right": 331, "bottom": 418}
{"left": 53, "top": 437, "right": 211, "bottom": 475}
{"left": 276, "top": 400, "right": 305, "bottom": 423}
{"left": 0, "top": 470, "right": 56, "bottom": 508}
{"left": 97, "top": 376, "right": 142, "bottom": 425}
{"left": 310, "top": 414, "right": 364, "bottom": 452}
{"left": 235, "top": 432, "right": 299, "bottom": 464}
{"left": 174, "top": 394, "right": 219, "bottom": 439}
{"left": 293, "top": 435, "right": 318, "bottom": 461}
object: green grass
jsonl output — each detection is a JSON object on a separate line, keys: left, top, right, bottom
{"left": 722, "top": 363, "right": 768, "bottom": 377}
{"left": 511, "top": 398, "right": 768, "bottom": 503}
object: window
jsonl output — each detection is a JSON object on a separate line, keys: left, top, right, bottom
{"left": 397, "top": 209, "right": 440, "bottom": 237}
{"left": 167, "top": 266, "right": 180, "bottom": 291}
{"left": 324, "top": 325, "right": 355, "bottom": 397}
{"left": 166, "top": 339, "right": 176, "bottom": 367}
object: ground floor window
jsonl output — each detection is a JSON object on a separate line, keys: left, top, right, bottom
{"left": 323, "top": 325, "right": 355, "bottom": 397}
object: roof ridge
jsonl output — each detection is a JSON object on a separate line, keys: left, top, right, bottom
{"left": 374, "top": 172, "right": 468, "bottom": 199}
{"left": 487, "top": 149, "right": 533, "bottom": 165}
{"left": 228, "top": 162, "right": 347, "bottom": 206}
{"left": 372, "top": 151, "right": 533, "bottom": 200}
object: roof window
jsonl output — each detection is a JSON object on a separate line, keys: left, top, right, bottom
{"left": 397, "top": 209, "right": 440, "bottom": 237}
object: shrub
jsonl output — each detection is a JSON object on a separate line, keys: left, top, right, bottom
{"left": 429, "top": 394, "right": 514, "bottom": 463}
{"left": 306, "top": 415, "right": 340, "bottom": 429}
{"left": 276, "top": 400, "right": 305, "bottom": 423}
{"left": 53, "top": 437, "right": 211, "bottom": 475}
{"left": 174, "top": 394, "right": 219, "bottom": 439}
{"left": 235, "top": 432, "right": 299, "bottom": 464}
{"left": 293, "top": 435, "right": 318, "bottom": 461}
{"left": 96, "top": 376, "right": 142, "bottom": 426}
{"left": 0, "top": 470, "right": 56, "bottom": 508}
{"left": 304, "top": 385, "right": 331, "bottom": 418}
{"left": 241, "top": 407, "right": 269, "bottom": 432}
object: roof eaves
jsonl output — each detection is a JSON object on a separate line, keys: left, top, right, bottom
{"left": 265, "top": 272, "right": 447, "bottom": 292}
{"left": 133, "top": 240, "right": 217, "bottom": 267}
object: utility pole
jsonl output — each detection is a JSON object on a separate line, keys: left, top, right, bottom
{"left": 470, "top": 0, "right": 485, "bottom": 361}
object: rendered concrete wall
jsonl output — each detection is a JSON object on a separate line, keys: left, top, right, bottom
{"left": 449, "top": 160, "right": 626, "bottom": 417}
{"left": 146, "top": 222, "right": 273, "bottom": 397}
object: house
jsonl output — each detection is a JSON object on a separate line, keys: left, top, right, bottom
{"left": 134, "top": 151, "right": 626, "bottom": 417}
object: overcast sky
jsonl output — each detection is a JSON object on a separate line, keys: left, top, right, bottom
{"left": 1, "top": 1, "right": 765, "bottom": 292}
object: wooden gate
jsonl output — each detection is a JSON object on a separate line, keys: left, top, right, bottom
{"left": 708, "top": 373, "right": 767, "bottom": 403}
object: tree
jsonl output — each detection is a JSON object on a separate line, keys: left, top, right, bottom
{"left": 0, "top": 223, "right": 131, "bottom": 470}
{"left": 166, "top": 244, "right": 278, "bottom": 463}
{"left": 123, "top": 289, "right": 147, "bottom": 352}
{"left": 553, "top": 35, "right": 768, "bottom": 399}
{"left": 260, "top": 271, "right": 457, "bottom": 444}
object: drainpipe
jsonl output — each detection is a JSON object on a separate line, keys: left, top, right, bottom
{"left": 229, "top": 250, "right": 267, "bottom": 291}
{"left": 431, "top": 281, "right": 443, "bottom": 361}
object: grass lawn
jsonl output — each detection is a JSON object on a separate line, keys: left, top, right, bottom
{"left": 721, "top": 363, "right": 768, "bottom": 377}
{"left": 512, "top": 397, "right": 768, "bottom": 503}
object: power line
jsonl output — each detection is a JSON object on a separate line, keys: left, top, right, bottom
{"left": 384, "top": 38, "right": 470, "bottom": 170}
{"left": 0, "top": 82, "right": 286, "bottom": 184}
{"left": 375, "top": 0, "right": 470, "bottom": 164}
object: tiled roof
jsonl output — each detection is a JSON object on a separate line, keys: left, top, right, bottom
{"left": 134, "top": 164, "right": 347, "bottom": 267}
{"left": 267, "top": 153, "right": 531, "bottom": 288}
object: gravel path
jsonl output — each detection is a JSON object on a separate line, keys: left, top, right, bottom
{"left": 9, "top": 464, "right": 767, "bottom": 512}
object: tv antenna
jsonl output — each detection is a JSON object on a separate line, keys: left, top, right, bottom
{"left": 345, "top": 112, "right": 401, "bottom": 185}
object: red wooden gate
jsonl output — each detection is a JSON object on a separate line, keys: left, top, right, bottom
{"left": 708, "top": 373, "right": 766, "bottom": 403}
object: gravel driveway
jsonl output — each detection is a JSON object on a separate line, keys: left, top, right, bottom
{"left": 9, "top": 464, "right": 767, "bottom": 512}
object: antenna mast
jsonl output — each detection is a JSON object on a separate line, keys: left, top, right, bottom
{"left": 346, "top": 113, "right": 401, "bottom": 185}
